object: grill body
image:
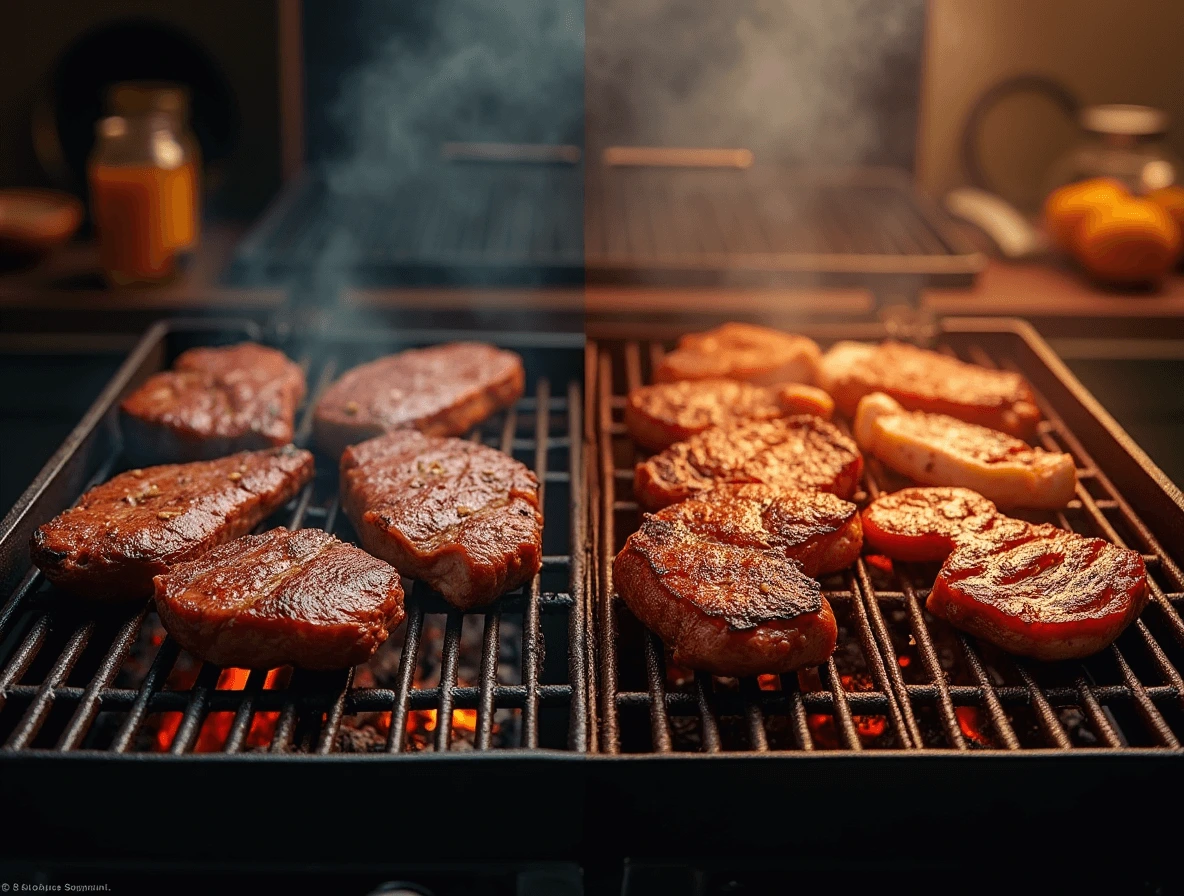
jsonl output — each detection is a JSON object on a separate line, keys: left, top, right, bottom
{"left": 583, "top": 318, "right": 1184, "bottom": 866}
{"left": 0, "top": 320, "right": 589, "bottom": 864}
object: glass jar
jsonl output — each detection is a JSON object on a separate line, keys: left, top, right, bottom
{"left": 1045, "top": 104, "right": 1182, "bottom": 196}
{"left": 88, "top": 113, "right": 196, "bottom": 286}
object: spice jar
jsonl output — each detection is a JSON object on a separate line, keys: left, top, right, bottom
{"left": 107, "top": 82, "right": 202, "bottom": 252}
{"left": 88, "top": 113, "right": 194, "bottom": 285}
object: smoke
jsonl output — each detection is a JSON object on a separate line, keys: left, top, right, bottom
{"left": 585, "top": 0, "right": 924, "bottom": 168}
{"left": 327, "top": 0, "right": 583, "bottom": 195}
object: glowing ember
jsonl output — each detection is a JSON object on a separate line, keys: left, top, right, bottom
{"left": 864, "top": 554, "right": 894, "bottom": 574}
{"left": 757, "top": 674, "right": 779, "bottom": 691}
{"left": 801, "top": 671, "right": 888, "bottom": 748}
{"left": 956, "top": 705, "right": 992, "bottom": 747}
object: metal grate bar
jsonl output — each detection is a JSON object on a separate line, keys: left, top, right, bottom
{"left": 110, "top": 637, "right": 180, "bottom": 753}
{"left": 386, "top": 605, "right": 425, "bottom": 753}
{"left": 315, "top": 666, "right": 354, "bottom": 754}
{"left": 433, "top": 609, "right": 465, "bottom": 751}
{"left": 169, "top": 661, "right": 223, "bottom": 755}
{"left": 694, "top": 673, "right": 721, "bottom": 753}
{"left": 222, "top": 668, "right": 274, "bottom": 754}
{"left": 822, "top": 658, "right": 861, "bottom": 751}
{"left": 5, "top": 621, "right": 93, "bottom": 750}
{"left": 57, "top": 608, "right": 149, "bottom": 751}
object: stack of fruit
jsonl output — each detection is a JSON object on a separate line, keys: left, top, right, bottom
{"left": 1044, "top": 179, "right": 1184, "bottom": 286}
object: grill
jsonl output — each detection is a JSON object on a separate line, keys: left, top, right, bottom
{"left": 584, "top": 167, "right": 984, "bottom": 288}
{"left": 0, "top": 320, "right": 589, "bottom": 760}
{"left": 228, "top": 165, "right": 585, "bottom": 288}
{"left": 590, "top": 319, "right": 1184, "bottom": 754}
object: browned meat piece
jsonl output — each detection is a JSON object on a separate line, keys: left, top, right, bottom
{"left": 313, "top": 343, "right": 524, "bottom": 459}
{"left": 613, "top": 486, "right": 862, "bottom": 676}
{"left": 655, "top": 323, "right": 821, "bottom": 385}
{"left": 154, "top": 527, "right": 405, "bottom": 669}
{"left": 120, "top": 343, "right": 306, "bottom": 463}
{"left": 31, "top": 447, "right": 314, "bottom": 601}
{"left": 340, "top": 430, "right": 542, "bottom": 609}
{"left": 625, "top": 378, "right": 835, "bottom": 452}
{"left": 634, "top": 416, "right": 863, "bottom": 511}
{"left": 862, "top": 487, "right": 1148, "bottom": 661}
{"left": 817, "top": 341, "right": 1040, "bottom": 438}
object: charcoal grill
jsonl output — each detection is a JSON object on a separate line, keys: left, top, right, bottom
{"left": 0, "top": 319, "right": 589, "bottom": 867}
{"left": 582, "top": 317, "right": 1183, "bottom": 871}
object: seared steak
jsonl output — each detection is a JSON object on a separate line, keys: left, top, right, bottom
{"left": 862, "top": 487, "right": 1147, "bottom": 661}
{"left": 655, "top": 323, "right": 821, "bottom": 385}
{"left": 31, "top": 446, "right": 314, "bottom": 601}
{"left": 613, "top": 486, "right": 862, "bottom": 676}
{"left": 340, "top": 430, "right": 543, "bottom": 609}
{"left": 817, "top": 341, "right": 1040, "bottom": 438}
{"left": 313, "top": 342, "right": 524, "bottom": 459}
{"left": 155, "top": 527, "right": 405, "bottom": 669}
{"left": 634, "top": 415, "right": 863, "bottom": 511}
{"left": 120, "top": 342, "right": 306, "bottom": 463}
{"left": 625, "top": 378, "right": 835, "bottom": 453}
{"left": 854, "top": 392, "right": 1076, "bottom": 509}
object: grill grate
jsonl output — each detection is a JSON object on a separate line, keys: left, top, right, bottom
{"left": 228, "top": 166, "right": 585, "bottom": 288}
{"left": 591, "top": 331, "right": 1184, "bottom": 753}
{"left": 0, "top": 328, "right": 588, "bottom": 755}
{"left": 584, "top": 167, "right": 983, "bottom": 287}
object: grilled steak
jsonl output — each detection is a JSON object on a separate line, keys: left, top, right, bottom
{"left": 862, "top": 487, "right": 1148, "bottom": 660}
{"left": 340, "top": 430, "right": 543, "bottom": 609}
{"left": 613, "top": 486, "right": 862, "bottom": 676}
{"left": 120, "top": 343, "right": 306, "bottom": 463}
{"left": 31, "top": 447, "right": 314, "bottom": 601}
{"left": 313, "top": 342, "right": 524, "bottom": 459}
{"left": 625, "top": 378, "right": 835, "bottom": 453}
{"left": 634, "top": 415, "right": 863, "bottom": 511}
{"left": 655, "top": 323, "right": 822, "bottom": 385}
{"left": 817, "top": 341, "right": 1040, "bottom": 438}
{"left": 154, "top": 527, "right": 405, "bottom": 669}
{"left": 854, "top": 393, "right": 1076, "bottom": 509}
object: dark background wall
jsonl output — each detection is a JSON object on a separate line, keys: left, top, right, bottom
{"left": 0, "top": 0, "right": 282, "bottom": 219}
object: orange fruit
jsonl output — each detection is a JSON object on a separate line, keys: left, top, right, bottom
{"left": 1147, "top": 185, "right": 1184, "bottom": 235}
{"left": 1073, "top": 197, "right": 1182, "bottom": 285}
{"left": 1044, "top": 178, "right": 1129, "bottom": 252}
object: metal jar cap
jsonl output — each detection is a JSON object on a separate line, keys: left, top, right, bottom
{"left": 1080, "top": 103, "right": 1168, "bottom": 137}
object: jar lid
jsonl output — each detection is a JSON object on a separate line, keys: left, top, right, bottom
{"left": 1080, "top": 104, "right": 1168, "bottom": 136}
{"left": 108, "top": 81, "right": 190, "bottom": 119}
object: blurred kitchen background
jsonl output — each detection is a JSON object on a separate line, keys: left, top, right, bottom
{"left": 1, "top": 0, "right": 1183, "bottom": 508}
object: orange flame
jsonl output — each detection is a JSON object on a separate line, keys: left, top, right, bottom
{"left": 154, "top": 666, "right": 285, "bottom": 752}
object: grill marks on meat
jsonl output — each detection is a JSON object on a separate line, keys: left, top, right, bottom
{"left": 341, "top": 430, "right": 542, "bottom": 609}
{"left": 31, "top": 447, "right": 314, "bottom": 600}
{"left": 120, "top": 343, "right": 306, "bottom": 463}
{"left": 634, "top": 415, "right": 863, "bottom": 511}
{"left": 154, "top": 527, "right": 405, "bottom": 669}
{"left": 313, "top": 342, "right": 524, "bottom": 459}
{"left": 613, "top": 486, "right": 862, "bottom": 676}
{"left": 655, "top": 323, "right": 822, "bottom": 386}
{"left": 862, "top": 487, "right": 1148, "bottom": 660}
{"left": 818, "top": 341, "right": 1040, "bottom": 438}
{"left": 854, "top": 393, "right": 1076, "bottom": 509}
{"left": 625, "top": 378, "right": 835, "bottom": 452}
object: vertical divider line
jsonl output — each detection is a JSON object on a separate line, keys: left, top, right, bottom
{"left": 566, "top": 381, "right": 589, "bottom": 751}
{"left": 597, "top": 353, "right": 620, "bottom": 753}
